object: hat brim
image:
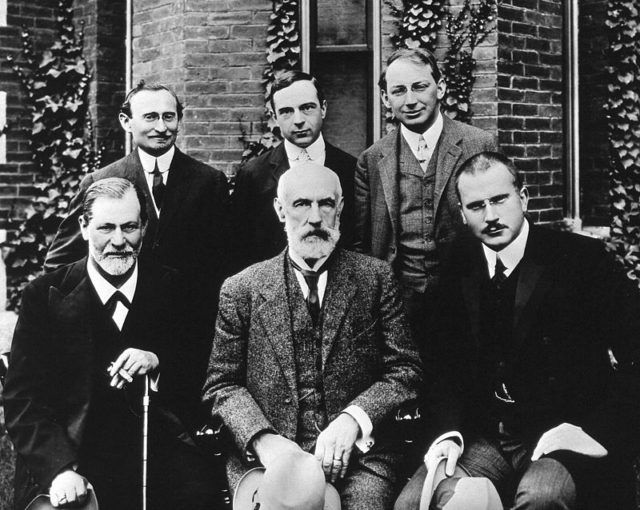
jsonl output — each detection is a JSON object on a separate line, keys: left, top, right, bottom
{"left": 24, "top": 485, "right": 99, "bottom": 510}
{"left": 234, "top": 467, "right": 342, "bottom": 510}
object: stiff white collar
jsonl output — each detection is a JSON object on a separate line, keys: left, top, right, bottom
{"left": 87, "top": 259, "right": 138, "bottom": 306}
{"left": 138, "top": 146, "right": 175, "bottom": 174}
{"left": 284, "top": 134, "right": 326, "bottom": 165}
{"left": 400, "top": 111, "right": 443, "bottom": 156}
{"left": 482, "top": 220, "right": 530, "bottom": 278}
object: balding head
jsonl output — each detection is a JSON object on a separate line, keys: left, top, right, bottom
{"left": 274, "top": 163, "right": 343, "bottom": 265}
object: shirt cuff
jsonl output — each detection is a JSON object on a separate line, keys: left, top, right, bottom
{"left": 430, "top": 431, "right": 464, "bottom": 455}
{"left": 343, "top": 405, "right": 374, "bottom": 453}
{"left": 149, "top": 372, "right": 160, "bottom": 392}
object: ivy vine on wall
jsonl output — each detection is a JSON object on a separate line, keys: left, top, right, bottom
{"left": 2, "top": 0, "right": 102, "bottom": 309}
{"left": 388, "top": 0, "right": 496, "bottom": 123}
{"left": 606, "top": 0, "right": 640, "bottom": 284}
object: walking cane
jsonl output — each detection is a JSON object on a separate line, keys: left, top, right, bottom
{"left": 142, "top": 374, "right": 150, "bottom": 510}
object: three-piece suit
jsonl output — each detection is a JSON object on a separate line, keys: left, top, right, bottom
{"left": 419, "top": 226, "right": 640, "bottom": 508}
{"left": 203, "top": 249, "right": 423, "bottom": 510}
{"left": 4, "top": 259, "right": 220, "bottom": 510}
{"left": 232, "top": 142, "right": 356, "bottom": 271}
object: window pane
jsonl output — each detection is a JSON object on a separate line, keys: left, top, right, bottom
{"left": 313, "top": 52, "right": 369, "bottom": 156}
{"left": 315, "top": 0, "right": 367, "bottom": 46}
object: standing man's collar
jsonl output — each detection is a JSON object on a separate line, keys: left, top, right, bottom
{"left": 400, "top": 110, "right": 443, "bottom": 155}
{"left": 482, "top": 220, "right": 530, "bottom": 278}
{"left": 284, "top": 134, "right": 326, "bottom": 166}
{"left": 138, "top": 145, "right": 175, "bottom": 174}
{"left": 86, "top": 259, "right": 138, "bottom": 305}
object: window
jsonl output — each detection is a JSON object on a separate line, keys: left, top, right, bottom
{"left": 301, "top": 0, "right": 381, "bottom": 157}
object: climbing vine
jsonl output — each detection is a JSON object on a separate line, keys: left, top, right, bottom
{"left": 2, "top": 0, "right": 102, "bottom": 308}
{"left": 605, "top": 0, "right": 640, "bottom": 284}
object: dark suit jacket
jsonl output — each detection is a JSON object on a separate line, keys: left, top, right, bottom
{"left": 427, "top": 226, "right": 640, "bottom": 501}
{"left": 3, "top": 259, "right": 197, "bottom": 509}
{"left": 232, "top": 142, "right": 356, "bottom": 272}
{"left": 354, "top": 116, "right": 496, "bottom": 270}
{"left": 44, "top": 147, "right": 230, "bottom": 318}
{"left": 202, "top": 249, "right": 423, "bottom": 488}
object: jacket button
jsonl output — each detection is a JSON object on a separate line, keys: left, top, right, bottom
{"left": 542, "top": 336, "right": 551, "bottom": 345}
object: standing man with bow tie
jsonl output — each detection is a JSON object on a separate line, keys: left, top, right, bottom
{"left": 204, "top": 164, "right": 422, "bottom": 510}
{"left": 232, "top": 70, "right": 357, "bottom": 272}
{"left": 354, "top": 48, "right": 496, "bottom": 357}
{"left": 4, "top": 178, "right": 222, "bottom": 510}
{"left": 43, "top": 81, "right": 230, "bottom": 437}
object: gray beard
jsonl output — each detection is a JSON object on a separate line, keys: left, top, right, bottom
{"left": 286, "top": 224, "right": 340, "bottom": 262}
{"left": 94, "top": 253, "right": 137, "bottom": 276}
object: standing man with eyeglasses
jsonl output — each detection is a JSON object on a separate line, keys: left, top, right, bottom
{"left": 43, "top": 81, "right": 230, "bottom": 441}
{"left": 354, "top": 48, "right": 496, "bottom": 358}
{"left": 232, "top": 70, "right": 356, "bottom": 272}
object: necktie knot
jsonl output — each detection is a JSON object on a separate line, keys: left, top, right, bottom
{"left": 151, "top": 160, "right": 165, "bottom": 209}
{"left": 492, "top": 256, "right": 507, "bottom": 288}
{"left": 105, "top": 290, "right": 130, "bottom": 310}
{"left": 297, "top": 148, "right": 311, "bottom": 162}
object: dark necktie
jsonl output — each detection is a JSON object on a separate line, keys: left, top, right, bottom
{"left": 492, "top": 256, "right": 507, "bottom": 289}
{"left": 105, "top": 290, "right": 130, "bottom": 317}
{"left": 151, "top": 160, "right": 165, "bottom": 210}
{"left": 289, "top": 256, "right": 331, "bottom": 325}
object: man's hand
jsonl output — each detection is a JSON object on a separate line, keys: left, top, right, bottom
{"left": 425, "top": 439, "right": 462, "bottom": 477}
{"left": 531, "top": 422, "right": 608, "bottom": 461}
{"left": 252, "top": 432, "right": 303, "bottom": 468}
{"left": 314, "top": 413, "right": 360, "bottom": 483}
{"left": 49, "top": 470, "right": 88, "bottom": 507}
{"left": 108, "top": 348, "right": 159, "bottom": 389}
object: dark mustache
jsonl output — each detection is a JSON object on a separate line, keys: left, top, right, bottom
{"left": 482, "top": 223, "right": 507, "bottom": 235}
{"left": 302, "top": 229, "right": 330, "bottom": 241}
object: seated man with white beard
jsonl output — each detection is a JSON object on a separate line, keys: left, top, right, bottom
{"left": 203, "top": 163, "right": 423, "bottom": 510}
{"left": 4, "top": 178, "right": 221, "bottom": 510}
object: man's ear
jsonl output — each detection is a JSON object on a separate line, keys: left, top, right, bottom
{"left": 336, "top": 196, "right": 344, "bottom": 220}
{"left": 79, "top": 216, "right": 90, "bottom": 241}
{"left": 381, "top": 89, "right": 391, "bottom": 111}
{"left": 273, "top": 198, "right": 286, "bottom": 224}
{"left": 320, "top": 100, "right": 327, "bottom": 120}
{"left": 519, "top": 186, "right": 529, "bottom": 212}
{"left": 436, "top": 78, "right": 447, "bottom": 101}
{"left": 458, "top": 203, "right": 467, "bottom": 225}
{"left": 118, "top": 113, "right": 132, "bottom": 132}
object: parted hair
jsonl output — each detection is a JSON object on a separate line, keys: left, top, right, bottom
{"left": 379, "top": 47, "right": 442, "bottom": 91}
{"left": 455, "top": 151, "right": 524, "bottom": 200}
{"left": 268, "top": 70, "right": 325, "bottom": 112}
{"left": 119, "top": 80, "right": 184, "bottom": 120}
{"left": 82, "top": 177, "right": 148, "bottom": 225}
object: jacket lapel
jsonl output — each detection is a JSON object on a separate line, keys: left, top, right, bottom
{"left": 434, "top": 116, "right": 463, "bottom": 216}
{"left": 378, "top": 130, "right": 400, "bottom": 234}
{"left": 320, "top": 251, "right": 357, "bottom": 368}
{"left": 155, "top": 148, "right": 190, "bottom": 241}
{"left": 125, "top": 150, "right": 159, "bottom": 233}
{"left": 269, "top": 144, "right": 289, "bottom": 186}
{"left": 255, "top": 253, "right": 298, "bottom": 399}
{"left": 461, "top": 244, "right": 486, "bottom": 345}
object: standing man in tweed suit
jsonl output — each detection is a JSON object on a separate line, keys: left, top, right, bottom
{"left": 203, "top": 164, "right": 422, "bottom": 510}
{"left": 354, "top": 48, "right": 496, "bottom": 356}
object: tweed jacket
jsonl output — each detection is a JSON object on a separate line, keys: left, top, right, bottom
{"left": 3, "top": 259, "right": 192, "bottom": 509}
{"left": 354, "top": 115, "right": 496, "bottom": 269}
{"left": 202, "top": 249, "right": 423, "bottom": 486}
{"left": 232, "top": 141, "right": 356, "bottom": 272}
{"left": 427, "top": 226, "right": 640, "bottom": 465}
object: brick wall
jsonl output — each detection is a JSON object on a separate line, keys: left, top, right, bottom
{"left": 497, "top": 0, "right": 564, "bottom": 224}
{"left": 75, "top": 0, "right": 127, "bottom": 166}
{"left": 132, "top": 0, "right": 272, "bottom": 176}
{"left": 0, "top": 0, "right": 57, "bottom": 225}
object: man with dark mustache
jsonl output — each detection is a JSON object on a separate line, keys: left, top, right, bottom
{"left": 4, "top": 178, "right": 221, "bottom": 510}
{"left": 354, "top": 48, "right": 496, "bottom": 358}
{"left": 42, "top": 81, "right": 230, "bottom": 442}
{"left": 395, "top": 152, "right": 640, "bottom": 510}
{"left": 204, "top": 164, "right": 422, "bottom": 510}
{"left": 232, "top": 70, "right": 356, "bottom": 272}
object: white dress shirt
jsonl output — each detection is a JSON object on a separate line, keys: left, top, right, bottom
{"left": 400, "top": 111, "right": 444, "bottom": 170}
{"left": 138, "top": 146, "right": 174, "bottom": 214}
{"left": 288, "top": 247, "right": 375, "bottom": 452}
{"left": 482, "top": 219, "right": 530, "bottom": 278}
{"left": 285, "top": 134, "right": 326, "bottom": 167}
{"left": 87, "top": 260, "right": 137, "bottom": 330}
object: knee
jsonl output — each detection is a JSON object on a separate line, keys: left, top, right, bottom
{"left": 514, "top": 480, "right": 576, "bottom": 510}
{"left": 432, "top": 477, "right": 503, "bottom": 510}
{"left": 394, "top": 485, "right": 420, "bottom": 510}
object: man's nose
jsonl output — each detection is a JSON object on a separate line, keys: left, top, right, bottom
{"left": 308, "top": 204, "right": 322, "bottom": 225}
{"left": 154, "top": 118, "right": 168, "bottom": 132}
{"left": 110, "top": 228, "right": 126, "bottom": 246}
{"left": 484, "top": 204, "right": 498, "bottom": 222}
{"left": 292, "top": 108, "right": 305, "bottom": 125}
{"left": 404, "top": 89, "right": 417, "bottom": 105}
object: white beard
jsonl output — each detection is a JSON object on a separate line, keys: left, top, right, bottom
{"left": 92, "top": 250, "right": 137, "bottom": 276}
{"left": 286, "top": 222, "right": 341, "bottom": 262}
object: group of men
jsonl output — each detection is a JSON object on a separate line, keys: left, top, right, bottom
{"left": 3, "top": 46, "right": 640, "bottom": 510}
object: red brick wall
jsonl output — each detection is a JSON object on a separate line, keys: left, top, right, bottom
{"left": 0, "top": 0, "right": 58, "bottom": 225}
{"left": 132, "top": 0, "right": 272, "bottom": 176}
{"left": 497, "top": 0, "right": 564, "bottom": 223}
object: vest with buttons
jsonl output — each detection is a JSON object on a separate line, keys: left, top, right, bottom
{"left": 285, "top": 260, "right": 328, "bottom": 452}
{"left": 396, "top": 134, "right": 440, "bottom": 293}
